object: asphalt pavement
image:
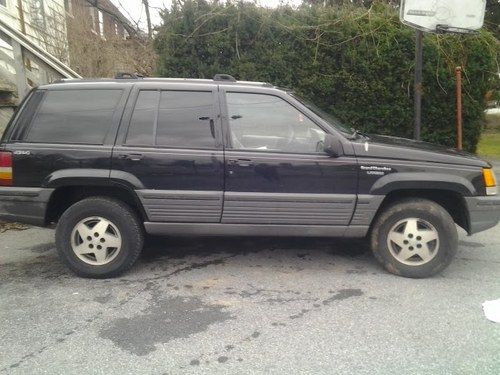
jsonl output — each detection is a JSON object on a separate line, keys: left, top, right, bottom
{"left": 1, "top": 220, "right": 499, "bottom": 374}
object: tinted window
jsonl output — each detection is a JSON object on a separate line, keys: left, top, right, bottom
{"left": 5, "top": 90, "right": 44, "bottom": 142}
{"left": 126, "top": 90, "right": 216, "bottom": 149}
{"left": 226, "top": 93, "right": 326, "bottom": 153}
{"left": 27, "top": 89, "right": 122, "bottom": 144}
{"left": 126, "top": 90, "right": 158, "bottom": 146}
{"left": 156, "top": 91, "right": 215, "bottom": 148}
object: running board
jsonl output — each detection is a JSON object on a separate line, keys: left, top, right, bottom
{"left": 144, "top": 222, "right": 369, "bottom": 238}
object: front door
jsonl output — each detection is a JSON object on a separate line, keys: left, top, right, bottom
{"left": 112, "top": 83, "right": 224, "bottom": 223}
{"left": 220, "top": 89, "right": 358, "bottom": 226}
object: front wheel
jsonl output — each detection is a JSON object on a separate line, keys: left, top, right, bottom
{"left": 56, "top": 197, "right": 144, "bottom": 278}
{"left": 370, "top": 198, "right": 458, "bottom": 278}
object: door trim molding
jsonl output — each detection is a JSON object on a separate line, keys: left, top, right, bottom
{"left": 137, "top": 190, "right": 223, "bottom": 223}
{"left": 222, "top": 192, "right": 356, "bottom": 225}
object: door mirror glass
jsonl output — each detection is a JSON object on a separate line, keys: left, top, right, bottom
{"left": 323, "top": 134, "right": 343, "bottom": 157}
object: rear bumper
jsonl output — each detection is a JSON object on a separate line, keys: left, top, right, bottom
{"left": 0, "top": 187, "right": 53, "bottom": 226}
{"left": 464, "top": 196, "right": 500, "bottom": 235}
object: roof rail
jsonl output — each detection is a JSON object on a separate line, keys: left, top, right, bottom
{"left": 213, "top": 74, "right": 236, "bottom": 82}
{"left": 115, "top": 72, "right": 143, "bottom": 79}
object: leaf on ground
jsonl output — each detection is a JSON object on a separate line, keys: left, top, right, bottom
{"left": 0, "top": 221, "right": 29, "bottom": 233}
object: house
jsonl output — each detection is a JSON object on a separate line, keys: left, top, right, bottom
{"left": 1, "top": 0, "right": 69, "bottom": 63}
{"left": 65, "top": 0, "right": 133, "bottom": 41}
{"left": 64, "top": 0, "right": 141, "bottom": 76}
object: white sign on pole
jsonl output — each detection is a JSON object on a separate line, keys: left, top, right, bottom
{"left": 400, "top": 0, "right": 487, "bottom": 33}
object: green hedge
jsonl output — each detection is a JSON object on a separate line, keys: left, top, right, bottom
{"left": 154, "top": 1, "right": 499, "bottom": 152}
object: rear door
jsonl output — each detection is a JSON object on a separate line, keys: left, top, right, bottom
{"left": 112, "top": 83, "right": 224, "bottom": 223}
{"left": 220, "top": 88, "right": 358, "bottom": 226}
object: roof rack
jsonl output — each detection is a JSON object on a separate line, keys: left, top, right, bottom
{"left": 115, "top": 72, "right": 143, "bottom": 79}
{"left": 213, "top": 74, "right": 236, "bottom": 82}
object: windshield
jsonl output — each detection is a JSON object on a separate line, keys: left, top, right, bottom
{"left": 289, "top": 93, "right": 354, "bottom": 137}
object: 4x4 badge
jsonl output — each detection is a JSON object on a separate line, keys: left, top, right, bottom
{"left": 13, "top": 151, "right": 30, "bottom": 155}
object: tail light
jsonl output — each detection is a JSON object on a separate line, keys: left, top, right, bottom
{"left": 0, "top": 151, "right": 13, "bottom": 186}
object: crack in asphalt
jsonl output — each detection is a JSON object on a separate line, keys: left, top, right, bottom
{"left": 182, "top": 288, "right": 365, "bottom": 368}
{"left": 0, "top": 254, "right": 236, "bottom": 370}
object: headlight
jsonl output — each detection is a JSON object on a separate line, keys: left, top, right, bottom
{"left": 483, "top": 168, "right": 497, "bottom": 196}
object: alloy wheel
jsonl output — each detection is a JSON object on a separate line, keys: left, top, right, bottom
{"left": 70, "top": 216, "right": 122, "bottom": 266}
{"left": 387, "top": 218, "right": 440, "bottom": 266}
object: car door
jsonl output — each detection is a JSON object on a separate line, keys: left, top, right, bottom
{"left": 220, "top": 87, "right": 358, "bottom": 226}
{"left": 112, "top": 83, "right": 224, "bottom": 223}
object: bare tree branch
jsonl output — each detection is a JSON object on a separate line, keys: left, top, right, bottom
{"left": 84, "top": 0, "right": 139, "bottom": 37}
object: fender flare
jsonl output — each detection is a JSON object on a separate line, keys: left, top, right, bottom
{"left": 370, "top": 172, "right": 476, "bottom": 196}
{"left": 42, "top": 169, "right": 147, "bottom": 221}
{"left": 43, "top": 169, "right": 145, "bottom": 190}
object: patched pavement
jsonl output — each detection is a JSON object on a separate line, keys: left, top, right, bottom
{"left": 1, "top": 223, "right": 499, "bottom": 374}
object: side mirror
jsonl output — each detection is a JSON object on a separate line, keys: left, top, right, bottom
{"left": 323, "top": 134, "right": 344, "bottom": 157}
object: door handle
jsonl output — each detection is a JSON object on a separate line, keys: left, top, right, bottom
{"left": 119, "top": 153, "right": 143, "bottom": 161}
{"left": 209, "top": 119, "right": 215, "bottom": 139}
{"left": 229, "top": 158, "right": 253, "bottom": 167}
{"left": 199, "top": 117, "right": 216, "bottom": 139}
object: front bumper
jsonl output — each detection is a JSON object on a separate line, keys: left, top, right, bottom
{"left": 464, "top": 196, "right": 500, "bottom": 235}
{"left": 0, "top": 187, "right": 54, "bottom": 226}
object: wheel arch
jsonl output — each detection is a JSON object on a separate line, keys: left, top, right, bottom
{"left": 369, "top": 172, "right": 476, "bottom": 197}
{"left": 45, "top": 183, "right": 147, "bottom": 225}
{"left": 370, "top": 188, "right": 469, "bottom": 234}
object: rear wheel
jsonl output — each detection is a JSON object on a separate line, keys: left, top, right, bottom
{"left": 56, "top": 197, "right": 144, "bottom": 278}
{"left": 370, "top": 198, "right": 458, "bottom": 278}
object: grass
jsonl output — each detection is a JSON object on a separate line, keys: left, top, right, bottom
{"left": 477, "top": 111, "right": 500, "bottom": 161}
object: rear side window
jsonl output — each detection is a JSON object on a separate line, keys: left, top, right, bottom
{"left": 27, "top": 89, "right": 123, "bottom": 144}
{"left": 126, "top": 90, "right": 217, "bottom": 149}
{"left": 4, "top": 90, "right": 44, "bottom": 142}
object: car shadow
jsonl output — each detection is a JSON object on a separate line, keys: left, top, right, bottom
{"left": 141, "top": 235, "right": 371, "bottom": 263}
{"left": 0, "top": 233, "right": 373, "bottom": 281}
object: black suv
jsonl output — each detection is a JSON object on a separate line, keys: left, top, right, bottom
{"left": 1, "top": 76, "right": 499, "bottom": 278}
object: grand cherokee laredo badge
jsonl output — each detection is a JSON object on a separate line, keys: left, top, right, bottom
{"left": 360, "top": 165, "right": 392, "bottom": 176}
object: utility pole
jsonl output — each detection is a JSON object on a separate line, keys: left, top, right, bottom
{"left": 455, "top": 66, "right": 463, "bottom": 150}
{"left": 142, "top": 0, "right": 152, "bottom": 38}
{"left": 414, "top": 30, "right": 423, "bottom": 141}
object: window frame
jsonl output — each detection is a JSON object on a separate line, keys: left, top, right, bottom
{"left": 20, "top": 88, "right": 127, "bottom": 146}
{"left": 29, "top": 0, "right": 46, "bottom": 30}
{"left": 119, "top": 84, "right": 223, "bottom": 151}
{"left": 98, "top": 10, "right": 105, "bottom": 39}
{"left": 221, "top": 89, "right": 332, "bottom": 156}
{"left": 89, "top": 7, "right": 98, "bottom": 34}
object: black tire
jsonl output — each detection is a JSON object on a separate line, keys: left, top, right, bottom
{"left": 370, "top": 198, "right": 458, "bottom": 278}
{"left": 55, "top": 197, "right": 144, "bottom": 278}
